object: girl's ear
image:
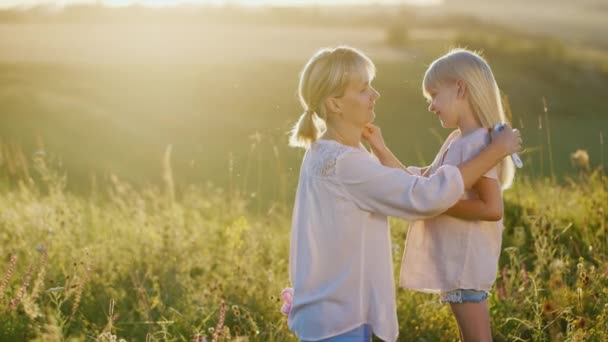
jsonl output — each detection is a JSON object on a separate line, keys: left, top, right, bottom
{"left": 456, "top": 80, "right": 467, "bottom": 99}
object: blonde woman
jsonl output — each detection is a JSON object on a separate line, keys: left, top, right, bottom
{"left": 390, "top": 48, "right": 517, "bottom": 342}
{"left": 285, "top": 46, "right": 521, "bottom": 342}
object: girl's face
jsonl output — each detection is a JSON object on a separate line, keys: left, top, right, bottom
{"left": 336, "top": 78, "right": 380, "bottom": 128}
{"left": 426, "top": 81, "right": 465, "bottom": 129}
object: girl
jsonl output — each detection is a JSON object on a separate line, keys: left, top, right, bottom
{"left": 285, "top": 46, "right": 521, "bottom": 342}
{"left": 401, "top": 48, "right": 515, "bottom": 341}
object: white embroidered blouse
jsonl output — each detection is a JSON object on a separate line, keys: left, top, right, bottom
{"left": 288, "top": 139, "right": 465, "bottom": 341}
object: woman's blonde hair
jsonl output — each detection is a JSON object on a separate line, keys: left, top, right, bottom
{"left": 423, "top": 48, "right": 515, "bottom": 189}
{"left": 289, "top": 46, "right": 376, "bottom": 149}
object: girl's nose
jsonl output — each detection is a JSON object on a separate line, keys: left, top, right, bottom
{"left": 427, "top": 102, "right": 434, "bottom": 112}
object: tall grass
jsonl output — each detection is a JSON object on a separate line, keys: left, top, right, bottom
{"left": 0, "top": 127, "right": 606, "bottom": 341}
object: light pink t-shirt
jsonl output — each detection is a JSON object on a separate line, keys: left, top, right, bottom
{"left": 400, "top": 128, "right": 503, "bottom": 292}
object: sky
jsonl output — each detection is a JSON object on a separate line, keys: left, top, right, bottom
{"left": 0, "top": 0, "right": 441, "bottom": 8}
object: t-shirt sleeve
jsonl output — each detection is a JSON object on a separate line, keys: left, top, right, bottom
{"left": 462, "top": 131, "right": 499, "bottom": 180}
{"left": 407, "top": 129, "right": 460, "bottom": 178}
{"left": 335, "top": 150, "right": 465, "bottom": 221}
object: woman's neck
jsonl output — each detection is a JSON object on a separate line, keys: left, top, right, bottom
{"left": 322, "top": 125, "right": 362, "bottom": 148}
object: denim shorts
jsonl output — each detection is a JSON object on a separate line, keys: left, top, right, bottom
{"left": 440, "top": 289, "right": 489, "bottom": 304}
{"left": 301, "top": 324, "right": 372, "bottom": 342}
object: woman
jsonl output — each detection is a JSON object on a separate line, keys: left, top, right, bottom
{"left": 285, "top": 46, "right": 521, "bottom": 342}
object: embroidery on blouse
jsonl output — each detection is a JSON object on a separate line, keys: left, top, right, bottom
{"left": 309, "top": 141, "right": 354, "bottom": 178}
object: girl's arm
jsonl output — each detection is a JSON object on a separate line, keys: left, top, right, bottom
{"left": 444, "top": 177, "right": 503, "bottom": 221}
{"left": 363, "top": 125, "right": 456, "bottom": 175}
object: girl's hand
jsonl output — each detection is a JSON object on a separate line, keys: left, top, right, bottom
{"left": 362, "top": 124, "right": 387, "bottom": 153}
{"left": 490, "top": 124, "right": 522, "bottom": 157}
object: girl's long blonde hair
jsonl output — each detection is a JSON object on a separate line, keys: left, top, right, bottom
{"left": 289, "top": 46, "right": 376, "bottom": 149}
{"left": 423, "top": 48, "right": 515, "bottom": 189}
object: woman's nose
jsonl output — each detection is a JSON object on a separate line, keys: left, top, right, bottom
{"left": 428, "top": 102, "right": 434, "bottom": 112}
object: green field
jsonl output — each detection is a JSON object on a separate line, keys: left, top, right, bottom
{"left": 1, "top": 3, "right": 608, "bottom": 341}
{"left": 2, "top": 46, "right": 606, "bottom": 203}
{"left": 1, "top": 150, "right": 606, "bottom": 341}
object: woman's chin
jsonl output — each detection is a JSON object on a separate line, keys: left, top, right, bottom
{"left": 366, "top": 114, "right": 376, "bottom": 124}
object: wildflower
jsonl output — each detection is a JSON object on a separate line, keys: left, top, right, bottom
{"left": 575, "top": 317, "right": 588, "bottom": 329}
{"left": 548, "top": 274, "right": 564, "bottom": 289}
{"left": 0, "top": 254, "right": 17, "bottom": 300}
{"left": 542, "top": 300, "right": 557, "bottom": 317}
{"left": 550, "top": 259, "right": 565, "bottom": 272}
{"left": 520, "top": 263, "right": 528, "bottom": 283}
{"left": 580, "top": 271, "right": 590, "bottom": 286}
{"left": 9, "top": 262, "right": 34, "bottom": 311}
{"left": 193, "top": 334, "right": 207, "bottom": 342}
{"left": 47, "top": 286, "right": 64, "bottom": 292}
{"left": 30, "top": 246, "right": 48, "bottom": 301}
{"left": 496, "top": 282, "right": 506, "bottom": 300}
{"left": 280, "top": 287, "right": 293, "bottom": 315}
{"left": 212, "top": 300, "right": 226, "bottom": 342}
{"left": 570, "top": 149, "right": 590, "bottom": 171}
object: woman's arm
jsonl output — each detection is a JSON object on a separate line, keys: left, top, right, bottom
{"left": 363, "top": 124, "right": 521, "bottom": 189}
{"left": 370, "top": 143, "right": 406, "bottom": 169}
{"left": 336, "top": 150, "right": 466, "bottom": 221}
{"left": 455, "top": 129, "right": 520, "bottom": 189}
{"left": 362, "top": 124, "right": 430, "bottom": 173}
{"left": 445, "top": 177, "right": 503, "bottom": 221}
{"left": 372, "top": 148, "right": 426, "bottom": 176}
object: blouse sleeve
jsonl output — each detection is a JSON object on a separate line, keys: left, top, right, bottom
{"left": 336, "top": 150, "right": 465, "bottom": 220}
{"left": 405, "top": 166, "right": 425, "bottom": 176}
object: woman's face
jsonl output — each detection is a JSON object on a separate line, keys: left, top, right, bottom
{"left": 336, "top": 77, "right": 380, "bottom": 128}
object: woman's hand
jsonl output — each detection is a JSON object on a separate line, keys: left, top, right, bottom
{"left": 362, "top": 124, "right": 406, "bottom": 169}
{"left": 490, "top": 124, "right": 522, "bottom": 157}
{"left": 362, "top": 124, "right": 387, "bottom": 153}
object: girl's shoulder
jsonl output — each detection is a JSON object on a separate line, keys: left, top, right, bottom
{"left": 451, "top": 127, "right": 489, "bottom": 144}
{"left": 453, "top": 128, "right": 492, "bottom": 158}
{"left": 437, "top": 129, "right": 461, "bottom": 152}
{"left": 447, "top": 129, "right": 461, "bottom": 142}
{"left": 444, "top": 129, "right": 462, "bottom": 147}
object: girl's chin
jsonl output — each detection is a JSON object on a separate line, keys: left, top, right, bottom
{"left": 439, "top": 121, "right": 454, "bottom": 129}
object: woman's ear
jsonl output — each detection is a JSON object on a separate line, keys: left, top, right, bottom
{"left": 325, "top": 96, "right": 342, "bottom": 115}
{"left": 456, "top": 80, "right": 467, "bottom": 99}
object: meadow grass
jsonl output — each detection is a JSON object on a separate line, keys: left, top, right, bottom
{"left": 0, "top": 140, "right": 606, "bottom": 341}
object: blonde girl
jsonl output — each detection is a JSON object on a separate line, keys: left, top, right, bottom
{"left": 398, "top": 48, "right": 515, "bottom": 341}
